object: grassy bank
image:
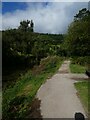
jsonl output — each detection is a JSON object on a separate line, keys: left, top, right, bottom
{"left": 3, "top": 66, "right": 29, "bottom": 90}
{"left": 74, "top": 81, "right": 89, "bottom": 116}
{"left": 3, "top": 56, "right": 64, "bottom": 119}
{"left": 70, "top": 63, "right": 86, "bottom": 73}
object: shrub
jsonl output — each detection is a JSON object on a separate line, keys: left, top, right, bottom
{"left": 71, "top": 56, "right": 90, "bottom": 66}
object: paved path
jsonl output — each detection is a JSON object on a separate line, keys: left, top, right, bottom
{"left": 37, "top": 60, "right": 87, "bottom": 118}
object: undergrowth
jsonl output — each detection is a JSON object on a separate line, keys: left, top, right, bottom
{"left": 3, "top": 56, "right": 64, "bottom": 119}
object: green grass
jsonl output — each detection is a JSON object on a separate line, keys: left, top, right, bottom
{"left": 74, "top": 81, "right": 89, "bottom": 115}
{"left": 70, "top": 63, "right": 86, "bottom": 73}
{"left": 3, "top": 66, "right": 28, "bottom": 90}
{"left": 3, "top": 56, "right": 64, "bottom": 119}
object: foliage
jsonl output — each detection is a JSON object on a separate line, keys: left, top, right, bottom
{"left": 2, "top": 20, "right": 64, "bottom": 69}
{"left": 71, "top": 56, "right": 90, "bottom": 66}
{"left": 19, "top": 20, "right": 34, "bottom": 32}
{"left": 64, "top": 8, "right": 90, "bottom": 57}
{"left": 2, "top": 56, "right": 64, "bottom": 119}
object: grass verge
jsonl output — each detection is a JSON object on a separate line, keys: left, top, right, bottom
{"left": 74, "top": 81, "right": 89, "bottom": 116}
{"left": 70, "top": 63, "right": 86, "bottom": 73}
{"left": 3, "top": 56, "right": 64, "bottom": 119}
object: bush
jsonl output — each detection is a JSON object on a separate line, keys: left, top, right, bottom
{"left": 71, "top": 56, "right": 90, "bottom": 66}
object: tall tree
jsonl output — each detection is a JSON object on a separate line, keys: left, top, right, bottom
{"left": 74, "top": 8, "right": 90, "bottom": 21}
{"left": 30, "top": 20, "right": 34, "bottom": 32}
{"left": 18, "top": 20, "right": 34, "bottom": 32}
{"left": 19, "top": 20, "right": 30, "bottom": 32}
{"left": 64, "top": 8, "right": 90, "bottom": 56}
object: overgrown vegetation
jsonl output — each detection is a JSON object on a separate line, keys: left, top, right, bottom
{"left": 2, "top": 26, "right": 64, "bottom": 68}
{"left": 64, "top": 8, "right": 90, "bottom": 57}
{"left": 2, "top": 19, "right": 65, "bottom": 90}
{"left": 71, "top": 56, "right": 90, "bottom": 66}
{"left": 3, "top": 56, "right": 64, "bottom": 119}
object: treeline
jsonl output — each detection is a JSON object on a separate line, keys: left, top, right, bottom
{"left": 65, "top": 8, "right": 90, "bottom": 56}
{"left": 64, "top": 8, "right": 90, "bottom": 66}
{"left": 2, "top": 20, "right": 64, "bottom": 70}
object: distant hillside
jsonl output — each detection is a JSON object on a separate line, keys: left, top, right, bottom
{"left": 2, "top": 27, "right": 65, "bottom": 69}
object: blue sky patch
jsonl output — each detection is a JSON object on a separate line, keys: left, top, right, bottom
{"left": 2, "top": 2, "right": 27, "bottom": 14}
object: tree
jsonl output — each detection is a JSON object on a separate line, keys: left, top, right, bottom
{"left": 19, "top": 20, "right": 30, "bottom": 32}
{"left": 74, "top": 8, "right": 90, "bottom": 21}
{"left": 64, "top": 8, "right": 90, "bottom": 56}
{"left": 18, "top": 20, "right": 34, "bottom": 32}
{"left": 30, "top": 20, "right": 34, "bottom": 32}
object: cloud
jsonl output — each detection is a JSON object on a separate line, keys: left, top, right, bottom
{"left": 2, "top": 2, "right": 88, "bottom": 34}
{"left": 0, "top": 14, "right": 2, "bottom": 30}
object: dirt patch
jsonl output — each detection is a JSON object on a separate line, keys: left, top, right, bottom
{"left": 26, "top": 98, "right": 42, "bottom": 119}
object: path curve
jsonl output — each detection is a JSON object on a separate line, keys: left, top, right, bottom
{"left": 37, "top": 60, "right": 87, "bottom": 118}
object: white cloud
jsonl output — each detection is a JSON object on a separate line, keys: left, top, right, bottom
{"left": 2, "top": 2, "right": 88, "bottom": 34}
{"left": 0, "top": 14, "right": 2, "bottom": 30}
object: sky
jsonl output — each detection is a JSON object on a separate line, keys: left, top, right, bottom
{"left": 1, "top": 2, "right": 88, "bottom": 34}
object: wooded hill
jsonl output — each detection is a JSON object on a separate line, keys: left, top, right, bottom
{"left": 2, "top": 21, "right": 65, "bottom": 69}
